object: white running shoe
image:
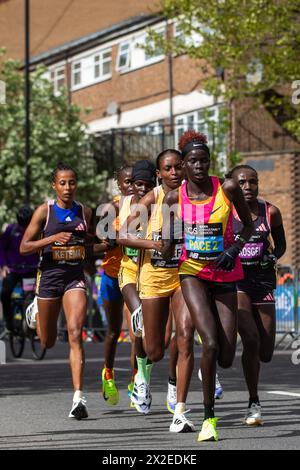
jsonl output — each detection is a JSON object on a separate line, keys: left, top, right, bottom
{"left": 198, "top": 369, "right": 224, "bottom": 400}
{"left": 214, "top": 374, "right": 224, "bottom": 400}
{"left": 166, "top": 383, "right": 177, "bottom": 414}
{"left": 244, "top": 403, "right": 263, "bottom": 426}
{"left": 131, "top": 376, "right": 152, "bottom": 414}
{"left": 169, "top": 410, "right": 195, "bottom": 433}
{"left": 68, "top": 397, "right": 88, "bottom": 420}
{"left": 25, "top": 296, "right": 38, "bottom": 330}
{"left": 131, "top": 305, "right": 143, "bottom": 337}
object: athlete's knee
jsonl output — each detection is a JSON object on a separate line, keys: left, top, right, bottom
{"left": 177, "top": 330, "right": 194, "bottom": 355}
{"left": 218, "top": 353, "right": 234, "bottom": 369}
{"left": 201, "top": 337, "right": 219, "bottom": 357}
{"left": 68, "top": 325, "right": 83, "bottom": 343}
{"left": 146, "top": 345, "right": 165, "bottom": 363}
{"left": 260, "top": 350, "right": 273, "bottom": 363}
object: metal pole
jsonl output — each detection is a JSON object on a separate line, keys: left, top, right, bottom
{"left": 168, "top": 53, "right": 174, "bottom": 147}
{"left": 24, "top": 0, "right": 31, "bottom": 204}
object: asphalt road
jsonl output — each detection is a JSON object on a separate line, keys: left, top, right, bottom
{"left": 0, "top": 338, "right": 299, "bottom": 451}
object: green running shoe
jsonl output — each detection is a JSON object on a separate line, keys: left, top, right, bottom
{"left": 197, "top": 418, "right": 218, "bottom": 442}
{"left": 102, "top": 368, "right": 119, "bottom": 406}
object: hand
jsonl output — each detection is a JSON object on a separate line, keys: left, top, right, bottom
{"left": 152, "top": 240, "right": 163, "bottom": 252}
{"left": 52, "top": 232, "right": 73, "bottom": 244}
{"left": 260, "top": 254, "right": 277, "bottom": 270}
{"left": 107, "top": 237, "right": 118, "bottom": 249}
{"left": 215, "top": 244, "right": 240, "bottom": 271}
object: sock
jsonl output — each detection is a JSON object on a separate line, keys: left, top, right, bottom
{"left": 175, "top": 402, "right": 186, "bottom": 414}
{"left": 169, "top": 376, "right": 176, "bottom": 386}
{"left": 136, "top": 356, "right": 148, "bottom": 381}
{"left": 73, "top": 390, "right": 83, "bottom": 402}
{"left": 146, "top": 362, "right": 154, "bottom": 384}
{"left": 204, "top": 403, "right": 215, "bottom": 420}
{"left": 249, "top": 396, "right": 260, "bottom": 407}
{"left": 104, "top": 367, "right": 114, "bottom": 380}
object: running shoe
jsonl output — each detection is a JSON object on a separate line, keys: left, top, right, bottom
{"left": 169, "top": 410, "right": 195, "bottom": 433}
{"left": 68, "top": 397, "right": 88, "bottom": 420}
{"left": 197, "top": 417, "right": 218, "bottom": 442}
{"left": 131, "top": 305, "right": 143, "bottom": 338}
{"left": 166, "top": 382, "right": 177, "bottom": 414}
{"left": 244, "top": 403, "right": 263, "bottom": 426}
{"left": 214, "top": 374, "right": 224, "bottom": 400}
{"left": 102, "top": 368, "right": 119, "bottom": 406}
{"left": 131, "top": 376, "right": 152, "bottom": 414}
{"left": 25, "top": 296, "right": 38, "bottom": 330}
{"left": 198, "top": 369, "right": 224, "bottom": 400}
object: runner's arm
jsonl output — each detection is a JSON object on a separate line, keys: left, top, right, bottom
{"left": 161, "top": 189, "right": 179, "bottom": 261}
{"left": 20, "top": 204, "right": 73, "bottom": 255}
{"left": 269, "top": 204, "right": 286, "bottom": 260}
{"left": 117, "top": 191, "right": 162, "bottom": 250}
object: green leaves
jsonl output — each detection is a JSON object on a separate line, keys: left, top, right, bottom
{"left": 159, "top": 0, "right": 300, "bottom": 142}
{"left": 0, "top": 55, "right": 106, "bottom": 227}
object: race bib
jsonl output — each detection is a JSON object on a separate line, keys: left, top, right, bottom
{"left": 239, "top": 242, "right": 263, "bottom": 265}
{"left": 124, "top": 247, "right": 138, "bottom": 264}
{"left": 150, "top": 231, "right": 182, "bottom": 268}
{"left": 52, "top": 245, "right": 85, "bottom": 262}
{"left": 184, "top": 223, "right": 223, "bottom": 261}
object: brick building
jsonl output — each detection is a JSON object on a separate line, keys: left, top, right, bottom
{"left": 0, "top": 0, "right": 298, "bottom": 265}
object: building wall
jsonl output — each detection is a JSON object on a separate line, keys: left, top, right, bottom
{"left": 71, "top": 52, "right": 206, "bottom": 125}
{"left": 0, "top": 0, "right": 158, "bottom": 61}
{"left": 242, "top": 152, "right": 298, "bottom": 266}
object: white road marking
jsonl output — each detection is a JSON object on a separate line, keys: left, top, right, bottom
{"left": 267, "top": 391, "right": 300, "bottom": 398}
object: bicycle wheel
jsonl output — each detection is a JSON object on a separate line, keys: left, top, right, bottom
{"left": 9, "top": 305, "right": 25, "bottom": 358}
{"left": 30, "top": 331, "right": 46, "bottom": 360}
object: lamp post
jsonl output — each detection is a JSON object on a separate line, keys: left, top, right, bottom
{"left": 24, "top": 0, "right": 31, "bottom": 204}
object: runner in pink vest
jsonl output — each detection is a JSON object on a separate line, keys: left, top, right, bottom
{"left": 161, "top": 130, "right": 253, "bottom": 442}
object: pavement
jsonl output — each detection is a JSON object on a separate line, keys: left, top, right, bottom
{"left": 0, "top": 338, "right": 299, "bottom": 451}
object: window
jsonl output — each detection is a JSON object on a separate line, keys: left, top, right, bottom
{"left": 144, "top": 28, "right": 165, "bottom": 63}
{"left": 72, "top": 62, "right": 82, "bottom": 87}
{"left": 117, "top": 25, "right": 166, "bottom": 74}
{"left": 135, "top": 121, "right": 163, "bottom": 135}
{"left": 50, "top": 66, "right": 65, "bottom": 95}
{"left": 117, "top": 42, "right": 131, "bottom": 70}
{"left": 94, "top": 50, "right": 112, "bottom": 79}
{"left": 71, "top": 48, "right": 112, "bottom": 90}
{"left": 174, "top": 20, "right": 203, "bottom": 47}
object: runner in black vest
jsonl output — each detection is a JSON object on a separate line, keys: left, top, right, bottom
{"left": 228, "top": 164, "right": 286, "bottom": 426}
{"left": 20, "top": 163, "right": 92, "bottom": 420}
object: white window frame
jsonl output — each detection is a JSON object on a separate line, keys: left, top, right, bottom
{"left": 116, "top": 42, "right": 131, "bottom": 71}
{"left": 175, "top": 106, "right": 226, "bottom": 169}
{"left": 71, "top": 47, "right": 112, "bottom": 91}
{"left": 72, "top": 61, "right": 82, "bottom": 88}
{"left": 173, "top": 19, "right": 203, "bottom": 47}
{"left": 94, "top": 48, "right": 112, "bottom": 80}
{"left": 135, "top": 121, "right": 163, "bottom": 135}
{"left": 117, "top": 25, "right": 166, "bottom": 74}
{"left": 50, "top": 66, "right": 65, "bottom": 95}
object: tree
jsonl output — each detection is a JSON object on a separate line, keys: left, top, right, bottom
{"left": 151, "top": 0, "right": 300, "bottom": 140}
{"left": 0, "top": 51, "right": 107, "bottom": 227}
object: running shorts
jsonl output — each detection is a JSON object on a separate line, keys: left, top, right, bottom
{"left": 100, "top": 271, "right": 122, "bottom": 302}
{"left": 180, "top": 274, "right": 237, "bottom": 295}
{"left": 237, "top": 278, "right": 275, "bottom": 304}
{"left": 139, "top": 265, "right": 180, "bottom": 299}
{"left": 36, "top": 267, "right": 86, "bottom": 299}
{"left": 118, "top": 265, "right": 137, "bottom": 291}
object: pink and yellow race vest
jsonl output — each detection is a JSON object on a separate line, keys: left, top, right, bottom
{"left": 178, "top": 177, "right": 243, "bottom": 282}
